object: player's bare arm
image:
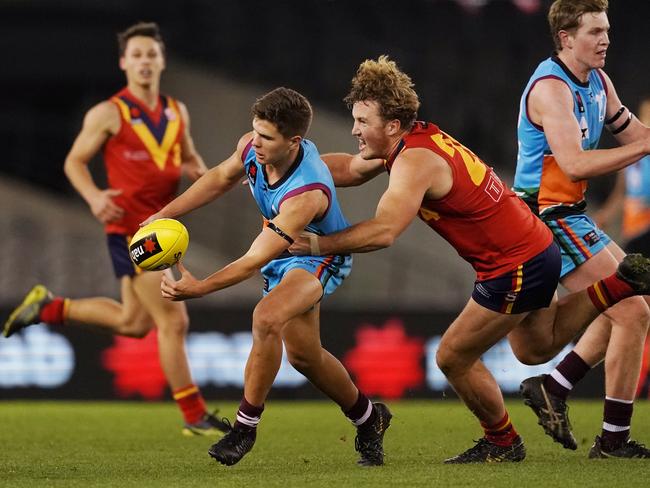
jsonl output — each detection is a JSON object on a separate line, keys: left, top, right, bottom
{"left": 177, "top": 101, "right": 208, "bottom": 181}
{"left": 322, "top": 152, "right": 384, "bottom": 187}
{"left": 63, "top": 101, "right": 125, "bottom": 224}
{"left": 530, "top": 78, "right": 650, "bottom": 181}
{"left": 145, "top": 132, "right": 250, "bottom": 224}
{"left": 305, "top": 149, "right": 448, "bottom": 255}
{"left": 161, "top": 189, "right": 327, "bottom": 300}
{"left": 598, "top": 70, "right": 650, "bottom": 147}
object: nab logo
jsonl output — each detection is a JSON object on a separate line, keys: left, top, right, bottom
{"left": 129, "top": 233, "right": 163, "bottom": 264}
{"left": 247, "top": 164, "right": 257, "bottom": 186}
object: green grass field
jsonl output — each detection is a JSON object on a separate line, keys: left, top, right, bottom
{"left": 2, "top": 399, "right": 649, "bottom": 487}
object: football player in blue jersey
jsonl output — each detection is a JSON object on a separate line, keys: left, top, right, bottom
{"left": 513, "top": 0, "right": 650, "bottom": 458}
{"left": 145, "top": 87, "right": 391, "bottom": 467}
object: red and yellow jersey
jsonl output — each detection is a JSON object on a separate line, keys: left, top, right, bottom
{"left": 385, "top": 122, "right": 553, "bottom": 280}
{"left": 103, "top": 87, "right": 184, "bottom": 235}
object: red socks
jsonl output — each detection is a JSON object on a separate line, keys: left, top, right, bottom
{"left": 587, "top": 274, "right": 635, "bottom": 312}
{"left": 482, "top": 412, "right": 519, "bottom": 446}
{"left": 39, "top": 297, "right": 68, "bottom": 325}
{"left": 173, "top": 384, "right": 207, "bottom": 424}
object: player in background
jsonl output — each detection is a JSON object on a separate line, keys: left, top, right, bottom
{"left": 289, "top": 55, "right": 650, "bottom": 463}
{"left": 2, "top": 22, "right": 229, "bottom": 437}
{"left": 145, "top": 87, "right": 391, "bottom": 467}
{"left": 595, "top": 96, "right": 650, "bottom": 399}
{"left": 513, "top": 0, "right": 650, "bottom": 458}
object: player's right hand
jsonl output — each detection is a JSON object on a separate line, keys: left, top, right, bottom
{"left": 90, "top": 188, "right": 124, "bottom": 224}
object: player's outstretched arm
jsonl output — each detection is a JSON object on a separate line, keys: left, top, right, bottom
{"left": 63, "top": 101, "right": 125, "bottom": 224}
{"left": 144, "top": 133, "right": 250, "bottom": 225}
{"left": 322, "top": 153, "right": 384, "bottom": 187}
{"left": 177, "top": 101, "right": 208, "bottom": 181}
{"left": 160, "top": 189, "right": 326, "bottom": 300}
{"left": 530, "top": 78, "right": 650, "bottom": 181}
{"left": 302, "top": 148, "right": 447, "bottom": 255}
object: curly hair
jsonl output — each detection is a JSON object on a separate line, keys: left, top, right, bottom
{"left": 548, "top": 0, "right": 608, "bottom": 52}
{"left": 117, "top": 22, "right": 165, "bottom": 57}
{"left": 252, "top": 87, "right": 313, "bottom": 138}
{"left": 344, "top": 55, "right": 420, "bottom": 130}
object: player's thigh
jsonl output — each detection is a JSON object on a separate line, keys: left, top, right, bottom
{"left": 131, "top": 269, "right": 188, "bottom": 329}
{"left": 438, "top": 298, "right": 526, "bottom": 365}
{"left": 254, "top": 268, "right": 323, "bottom": 331}
{"left": 561, "top": 244, "right": 620, "bottom": 292}
{"left": 119, "top": 275, "right": 154, "bottom": 329}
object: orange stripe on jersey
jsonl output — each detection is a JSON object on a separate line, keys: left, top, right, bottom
{"left": 112, "top": 96, "right": 182, "bottom": 171}
{"left": 538, "top": 155, "right": 587, "bottom": 213}
{"left": 556, "top": 218, "right": 592, "bottom": 259}
{"left": 315, "top": 255, "right": 335, "bottom": 279}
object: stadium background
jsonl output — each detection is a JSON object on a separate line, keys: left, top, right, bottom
{"left": 2, "top": 0, "right": 650, "bottom": 401}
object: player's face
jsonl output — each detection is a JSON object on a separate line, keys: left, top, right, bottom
{"left": 351, "top": 101, "right": 393, "bottom": 160}
{"left": 120, "top": 36, "right": 165, "bottom": 88}
{"left": 567, "top": 12, "right": 610, "bottom": 69}
{"left": 251, "top": 117, "right": 299, "bottom": 166}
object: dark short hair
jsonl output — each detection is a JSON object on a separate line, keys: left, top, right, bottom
{"left": 548, "top": 0, "right": 608, "bottom": 51}
{"left": 251, "top": 87, "right": 313, "bottom": 138}
{"left": 117, "top": 22, "right": 165, "bottom": 57}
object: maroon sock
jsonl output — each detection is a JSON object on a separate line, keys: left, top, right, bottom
{"left": 39, "top": 297, "right": 67, "bottom": 325}
{"left": 544, "top": 351, "right": 591, "bottom": 400}
{"left": 601, "top": 397, "right": 633, "bottom": 451}
{"left": 234, "top": 396, "right": 264, "bottom": 430}
{"left": 343, "top": 391, "right": 375, "bottom": 427}
{"left": 587, "top": 274, "right": 635, "bottom": 312}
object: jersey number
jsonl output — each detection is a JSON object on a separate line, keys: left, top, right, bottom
{"left": 430, "top": 132, "right": 486, "bottom": 186}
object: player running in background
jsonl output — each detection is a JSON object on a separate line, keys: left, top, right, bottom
{"left": 289, "top": 55, "right": 650, "bottom": 463}
{"left": 2, "top": 22, "right": 229, "bottom": 437}
{"left": 145, "top": 87, "right": 391, "bottom": 467}
{"left": 513, "top": 0, "right": 650, "bottom": 458}
{"left": 595, "top": 96, "right": 650, "bottom": 399}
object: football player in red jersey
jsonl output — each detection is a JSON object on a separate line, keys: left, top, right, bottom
{"left": 3, "top": 22, "right": 228, "bottom": 436}
{"left": 290, "top": 56, "right": 650, "bottom": 463}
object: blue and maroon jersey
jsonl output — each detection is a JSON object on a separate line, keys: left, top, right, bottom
{"left": 385, "top": 121, "right": 553, "bottom": 280}
{"left": 513, "top": 56, "right": 608, "bottom": 218}
{"left": 103, "top": 87, "right": 184, "bottom": 235}
{"left": 241, "top": 138, "right": 350, "bottom": 237}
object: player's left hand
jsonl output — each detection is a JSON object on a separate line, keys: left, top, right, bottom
{"left": 289, "top": 231, "right": 321, "bottom": 256}
{"left": 160, "top": 261, "right": 204, "bottom": 301}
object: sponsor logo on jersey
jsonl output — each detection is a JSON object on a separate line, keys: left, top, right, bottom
{"left": 582, "top": 230, "right": 601, "bottom": 247}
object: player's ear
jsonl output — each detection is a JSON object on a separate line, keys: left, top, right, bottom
{"left": 289, "top": 135, "right": 302, "bottom": 149}
{"left": 386, "top": 119, "right": 401, "bottom": 136}
{"left": 119, "top": 56, "right": 127, "bottom": 71}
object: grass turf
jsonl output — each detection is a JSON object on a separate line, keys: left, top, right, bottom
{"left": 2, "top": 399, "right": 649, "bottom": 487}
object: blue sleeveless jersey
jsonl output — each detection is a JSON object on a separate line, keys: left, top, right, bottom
{"left": 513, "top": 56, "right": 608, "bottom": 218}
{"left": 241, "top": 138, "right": 352, "bottom": 296}
{"left": 242, "top": 138, "right": 350, "bottom": 235}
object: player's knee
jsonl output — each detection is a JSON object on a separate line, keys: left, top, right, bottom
{"left": 118, "top": 319, "right": 152, "bottom": 338}
{"left": 286, "top": 351, "right": 315, "bottom": 374}
{"left": 512, "top": 347, "right": 555, "bottom": 366}
{"left": 157, "top": 312, "right": 190, "bottom": 338}
{"left": 612, "top": 298, "right": 650, "bottom": 333}
{"left": 435, "top": 345, "right": 461, "bottom": 376}
{"left": 252, "top": 304, "right": 284, "bottom": 340}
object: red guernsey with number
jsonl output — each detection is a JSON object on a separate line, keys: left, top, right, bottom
{"left": 384, "top": 122, "right": 552, "bottom": 280}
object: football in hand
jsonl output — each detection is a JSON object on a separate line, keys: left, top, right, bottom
{"left": 129, "top": 218, "right": 189, "bottom": 271}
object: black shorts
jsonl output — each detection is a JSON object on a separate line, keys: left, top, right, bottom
{"left": 471, "top": 242, "right": 561, "bottom": 314}
{"left": 107, "top": 233, "right": 139, "bottom": 278}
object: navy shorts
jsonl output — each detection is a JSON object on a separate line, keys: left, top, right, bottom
{"left": 107, "top": 233, "right": 139, "bottom": 278}
{"left": 471, "top": 242, "right": 561, "bottom": 314}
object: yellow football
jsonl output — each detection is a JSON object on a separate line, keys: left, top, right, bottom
{"left": 129, "top": 218, "right": 189, "bottom": 271}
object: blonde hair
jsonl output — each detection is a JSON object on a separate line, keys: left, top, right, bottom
{"left": 548, "top": 0, "right": 608, "bottom": 51}
{"left": 344, "top": 55, "right": 420, "bottom": 130}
